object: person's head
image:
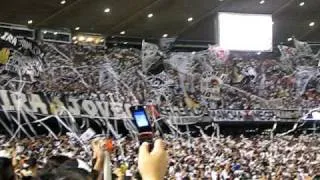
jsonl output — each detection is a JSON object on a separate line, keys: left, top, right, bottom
{"left": 0, "top": 157, "right": 15, "bottom": 180}
{"left": 26, "top": 157, "right": 38, "bottom": 170}
{"left": 60, "top": 159, "right": 91, "bottom": 174}
{"left": 41, "top": 156, "right": 70, "bottom": 174}
{"left": 37, "top": 168, "right": 91, "bottom": 180}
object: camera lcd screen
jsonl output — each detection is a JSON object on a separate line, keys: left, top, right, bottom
{"left": 133, "top": 110, "right": 150, "bottom": 128}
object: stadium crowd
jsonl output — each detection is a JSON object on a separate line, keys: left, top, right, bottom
{"left": 1, "top": 132, "right": 320, "bottom": 179}
{"left": 1, "top": 41, "right": 320, "bottom": 111}
{"left": 0, "top": 37, "right": 320, "bottom": 180}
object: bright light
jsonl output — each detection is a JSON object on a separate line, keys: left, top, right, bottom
{"left": 72, "top": 36, "right": 77, "bottom": 40}
{"left": 120, "top": 31, "right": 126, "bottom": 35}
{"left": 187, "top": 17, "right": 193, "bottom": 22}
{"left": 192, "top": 51, "right": 196, "bottom": 55}
{"left": 259, "top": 0, "right": 265, "bottom": 4}
{"left": 299, "top": 2, "right": 305, "bottom": 6}
{"left": 100, "top": 39, "right": 104, "bottom": 42}
{"left": 27, "top": 20, "right": 33, "bottom": 24}
{"left": 104, "top": 8, "right": 111, "bottom": 13}
{"left": 309, "top": 22, "right": 315, "bottom": 27}
{"left": 54, "top": 32, "right": 58, "bottom": 35}
{"left": 147, "top": 13, "right": 154, "bottom": 18}
{"left": 257, "top": 52, "right": 261, "bottom": 55}
{"left": 43, "top": 31, "right": 47, "bottom": 34}
{"left": 123, "top": 42, "right": 128, "bottom": 44}
{"left": 162, "top": 34, "right": 168, "bottom": 38}
{"left": 75, "top": 27, "right": 80, "bottom": 31}
{"left": 312, "top": 111, "right": 320, "bottom": 120}
{"left": 78, "top": 36, "right": 85, "bottom": 41}
{"left": 287, "top": 37, "right": 293, "bottom": 41}
{"left": 86, "top": 37, "right": 94, "bottom": 42}
{"left": 218, "top": 12, "right": 273, "bottom": 51}
{"left": 60, "top": 0, "right": 66, "bottom": 5}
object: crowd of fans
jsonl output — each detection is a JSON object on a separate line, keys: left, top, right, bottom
{"left": 0, "top": 39, "right": 320, "bottom": 179}
{"left": 1, "top": 132, "right": 320, "bottom": 179}
{"left": 1, "top": 40, "right": 319, "bottom": 112}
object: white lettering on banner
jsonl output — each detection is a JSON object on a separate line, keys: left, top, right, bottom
{"left": 0, "top": 90, "right": 306, "bottom": 123}
{"left": 18, "top": 39, "right": 32, "bottom": 51}
{"left": 208, "top": 109, "right": 304, "bottom": 121}
{"left": 18, "top": 39, "right": 43, "bottom": 58}
{"left": 0, "top": 90, "right": 134, "bottom": 119}
{"left": 9, "top": 34, "right": 17, "bottom": 46}
{"left": 124, "top": 103, "right": 132, "bottom": 119}
{"left": 1, "top": 32, "right": 44, "bottom": 60}
{"left": 28, "top": 94, "right": 48, "bottom": 114}
{"left": 0, "top": 90, "right": 14, "bottom": 111}
{"left": 0, "top": 32, "right": 8, "bottom": 40}
{"left": 110, "top": 102, "right": 127, "bottom": 118}
{"left": 1, "top": 32, "right": 17, "bottom": 46}
{"left": 66, "top": 99, "right": 81, "bottom": 115}
{"left": 10, "top": 93, "right": 31, "bottom": 112}
{"left": 95, "top": 101, "right": 109, "bottom": 117}
{"left": 82, "top": 100, "right": 98, "bottom": 117}
{"left": 173, "top": 106, "right": 186, "bottom": 116}
{"left": 160, "top": 105, "right": 205, "bottom": 117}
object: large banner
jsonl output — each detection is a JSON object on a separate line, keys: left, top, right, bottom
{"left": 0, "top": 90, "right": 306, "bottom": 124}
{"left": 0, "top": 90, "right": 132, "bottom": 119}
{"left": 0, "top": 31, "right": 44, "bottom": 78}
{"left": 0, "top": 89, "right": 207, "bottom": 124}
{"left": 208, "top": 109, "right": 307, "bottom": 122}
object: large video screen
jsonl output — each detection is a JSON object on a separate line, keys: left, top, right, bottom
{"left": 218, "top": 12, "right": 273, "bottom": 52}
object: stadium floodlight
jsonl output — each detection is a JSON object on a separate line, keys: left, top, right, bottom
{"left": 217, "top": 12, "right": 273, "bottom": 51}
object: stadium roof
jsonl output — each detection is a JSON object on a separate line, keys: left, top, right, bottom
{"left": 1, "top": 0, "right": 320, "bottom": 45}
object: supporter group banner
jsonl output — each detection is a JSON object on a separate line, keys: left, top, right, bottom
{"left": 0, "top": 90, "right": 132, "bottom": 119}
{"left": 0, "top": 89, "right": 305, "bottom": 123}
{"left": 208, "top": 109, "right": 306, "bottom": 122}
{"left": 0, "top": 31, "right": 44, "bottom": 77}
{"left": 0, "top": 89, "right": 207, "bottom": 124}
